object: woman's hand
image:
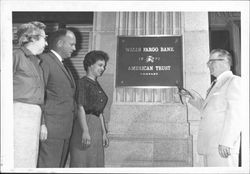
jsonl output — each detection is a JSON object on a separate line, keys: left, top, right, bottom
{"left": 81, "top": 131, "right": 91, "bottom": 148}
{"left": 103, "top": 133, "right": 109, "bottom": 148}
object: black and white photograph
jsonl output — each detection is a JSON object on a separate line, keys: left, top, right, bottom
{"left": 1, "top": 0, "right": 249, "bottom": 173}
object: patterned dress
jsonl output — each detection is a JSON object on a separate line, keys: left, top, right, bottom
{"left": 69, "top": 76, "right": 108, "bottom": 167}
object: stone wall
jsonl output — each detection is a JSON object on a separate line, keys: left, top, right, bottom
{"left": 92, "top": 12, "right": 210, "bottom": 167}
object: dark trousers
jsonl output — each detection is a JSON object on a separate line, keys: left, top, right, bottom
{"left": 239, "top": 133, "right": 242, "bottom": 167}
{"left": 37, "top": 138, "right": 69, "bottom": 168}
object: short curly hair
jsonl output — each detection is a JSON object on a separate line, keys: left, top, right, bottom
{"left": 17, "top": 21, "right": 46, "bottom": 46}
{"left": 83, "top": 50, "right": 109, "bottom": 71}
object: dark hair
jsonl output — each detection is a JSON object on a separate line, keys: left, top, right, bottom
{"left": 83, "top": 50, "right": 109, "bottom": 71}
{"left": 210, "top": 49, "right": 233, "bottom": 66}
{"left": 48, "top": 28, "right": 71, "bottom": 50}
{"left": 17, "top": 21, "right": 46, "bottom": 46}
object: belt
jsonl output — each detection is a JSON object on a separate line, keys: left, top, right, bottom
{"left": 85, "top": 111, "right": 100, "bottom": 117}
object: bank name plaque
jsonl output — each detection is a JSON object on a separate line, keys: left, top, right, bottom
{"left": 116, "top": 36, "right": 183, "bottom": 87}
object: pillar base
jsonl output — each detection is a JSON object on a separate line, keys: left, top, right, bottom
{"left": 105, "top": 104, "right": 193, "bottom": 167}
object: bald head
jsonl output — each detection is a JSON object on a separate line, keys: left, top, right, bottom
{"left": 48, "top": 29, "right": 76, "bottom": 59}
{"left": 210, "top": 49, "right": 232, "bottom": 67}
{"left": 207, "top": 49, "right": 233, "bottom": 77}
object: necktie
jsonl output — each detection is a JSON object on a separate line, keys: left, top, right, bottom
{"left": 62, "top": 62, "right": 69, "bottom": 73}
{"left": 62, "top": 61, "right": 71, "bottom": 75}
{"left": 206, "top": 79, "right": 217, "bottom": 97}
{"left": 62, "top": 62, "right": 75, "bottom": 88}
{"left": 63, "top": 62, "right": 73, "bottom": 79}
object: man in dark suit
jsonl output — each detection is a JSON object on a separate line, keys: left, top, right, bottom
{"left": 37, "top": 29, "right": 76, "bottom": 167}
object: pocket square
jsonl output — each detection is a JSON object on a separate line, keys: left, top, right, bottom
{"left": 212, "top": 92, "right": 220, "bottom": 96}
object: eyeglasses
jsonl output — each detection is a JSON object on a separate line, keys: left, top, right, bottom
{"left": 39, "top": 34, "right": 48, "bottom": 41}
{"left": 207, "top": 59, "right": 225, "bottom": 65}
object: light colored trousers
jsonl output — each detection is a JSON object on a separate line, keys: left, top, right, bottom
{"left": 14, "top": 102, "right": 41, "bottom": 168}
{"left": 203, "top": 152, "right": 239, "bottom": 167}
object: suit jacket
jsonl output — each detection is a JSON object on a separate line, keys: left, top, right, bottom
{"left": 40, "top": 51, "right": 76, "bottom": 139}
{"left": 190, "top": 71, "right": 241, "bottom": 155}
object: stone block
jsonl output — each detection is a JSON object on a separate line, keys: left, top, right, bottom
{"left": 105, "top": 136, "right": 193, "bottom": 167}
{"left": 109, "top": 104, "right": 188, "bottom": 124}
{"left": 153, "top": 139, "right": 189, "bottom": 161}
{"left": 108, "top": 104, "right": 190, "bottom": 137}
{"left": 108, "top": 122, "right": 189, "bottom": 138}
{"left": 184, "top": 31, "right": 210, "bottom": 73}
{"left": 94, "top": 32, "right": 117, "bottom": 73}
{"left": 95, "top": 12, "right": 116, "bottom": 31}
{"left": 105, "top": 139, "right": 153, "bottom": 166}
{"left": 153, "top": 161, "right": 190, "bottom": 167}
{"left": 184, "top": 72, "right": 210, "bottom": 100}
{"left": 184, "top": 12, "right": 209, "bottom": 31}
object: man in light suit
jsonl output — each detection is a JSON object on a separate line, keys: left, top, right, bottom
{"left": 37, "top": 29, "right": 76, "bottom": 167}
{"left": 180, "top": 49, "right": 241, "bottom": 167}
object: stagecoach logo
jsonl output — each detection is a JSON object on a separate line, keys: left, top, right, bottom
{"left": 145, "top": 55, "right": 154, "bottom": 63}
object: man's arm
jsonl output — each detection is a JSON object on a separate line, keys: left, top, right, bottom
{"left": 178, "top": 88, "right": 205, "bottom": 111}
{"left": 219, "top": 76, "right": 241, "bottom": 148}
{"left": 39, "top": 56, "right": 50, "bottom": 141}
{"left": 188, "top": 89, "right": 205, "bottom": 111}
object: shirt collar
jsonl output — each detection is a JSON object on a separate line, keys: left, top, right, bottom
{"left": 85, "top": 76, "right": 98, "bottom": 85}
{"left": 20, "top": 46, "right": 41, "bottom": 63}
{"left": 216, "top": 70, "right": 232, "bottom": 82}
{"left": 20, "top": 46, "right": 34, "bottom": 57}
{"left": 51, "top": 49, "right": 63, "bottom": 63}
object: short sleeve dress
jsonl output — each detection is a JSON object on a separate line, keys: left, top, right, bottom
{"left": 69, "top": 76, "right": 108, "bottom": 167}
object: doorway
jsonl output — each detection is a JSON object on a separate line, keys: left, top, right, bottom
{"left": 209, "top": 12, "right": 241, "bottom": 77}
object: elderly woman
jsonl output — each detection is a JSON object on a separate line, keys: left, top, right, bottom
{"left": 13, "top": 21, "right": 47, "bottom": 167}
{"left": 69, "top": 50, "right": 109, "bottom": 167}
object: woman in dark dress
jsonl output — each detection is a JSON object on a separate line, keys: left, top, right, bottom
{"left": 69, "top": 50, "right": 109, "bottom": 167}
